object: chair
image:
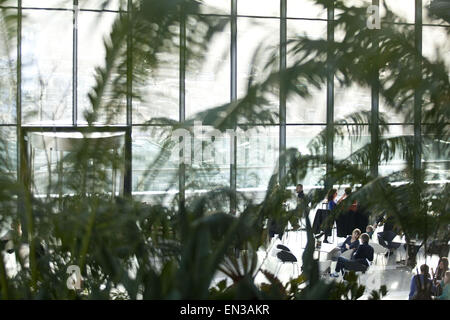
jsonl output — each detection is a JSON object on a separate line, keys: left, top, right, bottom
{"left": 341, "top": 249, "right": 354, "bottom": 260}
{"left": 319, "top": 260, "right": 332, "bottom": 277}
{"left": 377, "top": 234, "right": 401, "bottom": 263}
{"left": 342, "top": 260, "right": 371, "bottom": 285}
{"left": 425, "top": 240, "right": 449, "bottom": 260}
{"left": 275, "top": 249, "right": 300, "bottom": 278}
{"left": 1, "top": 230, "right": 15, "bottom": 254}
{"left": 276, "top": 244, "right": 291, "bottom": 252}
{"left": 371, "top": 242, "right": 390, "bottom": 265}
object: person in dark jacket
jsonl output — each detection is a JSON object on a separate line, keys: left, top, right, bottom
{"left": 315, "top": 188, "right": 337, "bottom": 243}
{"left": 340, "top": 228, "right": 361, "bottom": 253}
{"left": 375, "top": 213, "right": 400, "bottom": 256}
{"left": 409, "top": 264, "right": 436, "bottom": 300}
{"left": 291, "top": 184, "right": 310, "bottom": 230}
{"left": 353, "top": 204, "right": 369, "bottom": 234}
{"left": 296, "top": 184, "right": 305, "bottom": 200}
{"left": 328, "top": 228, "right": 361, "bottom": 261}
{"left": 330, "top": 233, "right": 374, "bottom": 277}
{"left": 336, "top": 187, "right": 357, "bottom": 237}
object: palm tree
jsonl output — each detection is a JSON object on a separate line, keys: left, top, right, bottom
{"left": 0, "top": 0, "right": 447, "bottom": 299}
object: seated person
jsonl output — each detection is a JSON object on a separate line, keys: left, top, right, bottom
{"left": 330, "top": 233, "right": 374, "bottom": 277}
{"left": 409, "top": 264, "right": 436, "bottom": 300}
{"left": 366, "top": 225, "right": 374, "bottom": 239}
{"left": 327, "top": 228, "right": 361, "bottom": 261}
{"left": 434, "top": 271, "right": 450, "bottom": 300}
{"left": 433, "top": 257, "right": 449, "bottom": 282}
{"left": 375, "top": 214, "right": 400, "bottom": 255}
{"left": 432, "top": 257, "right": 449, "bottom": 295}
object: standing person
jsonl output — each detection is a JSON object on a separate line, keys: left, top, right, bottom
{"left": 325, "top": 188, "right": 338, "bottom": 244}
{"left": 321, "top": 188, "right": 338, "bottom": 243}
{"left": 296, "top": 184, "right": 305, "bottom": 200}
{"left": 432, "top": 257, "right": 449, "bottom": 295}
{"left": 409, "top": 264, "right": 436, "bottom": 300}
{"left": 330, "top": 233, "right": 374, "bottom": 277}
{"left": 434, "top": 271, "right": 450, "bottom": 300}
{"left": 337, "top": 187, "right": 352, "bottom": 205}
{"left": 291, "top": 183, "right": 309, "bottom": 230}
{"left": 327, "top": 188, "right": 338, "bottom": 211}
{"left": 336, "top": 187, "right": 357, "bottom": 237}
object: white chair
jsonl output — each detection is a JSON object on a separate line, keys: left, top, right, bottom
{"left": 371, "top": 242, "right": 389, "bottom": 265}
{"left": 354, "top": 260, "right": 372, "bottom": 285}
{"left": 341, "top": 249, "right": 354, "bottom": 260}
{"left": 318, "top": 260, "right": 332, "bottom": 277}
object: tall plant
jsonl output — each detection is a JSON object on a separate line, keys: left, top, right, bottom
{"left": 0, "top": 0, "right": 448, "bottom": 299}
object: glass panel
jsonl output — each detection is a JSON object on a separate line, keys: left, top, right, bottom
{"left": 0, "top": 8, "right": 16, "bottom": 124}
{"left": 379, "top": 24, "right": 415, "bottom": 124}
{"left": 379, "top": 94, "right": 413, "bottom": 124}
{"left": 334, "top": 82, "right": 371, "bottom": 122}
{"left": 286, "top": 125, "right": 326, "bottom": 189}
{"left": 0, "top": 126, "right": 17, "bottom": 178}
{"left": 185, "top": 124, "right": 231, "bottom": 211}
{"left": 378, "top": 125, "right": 414, "bottom": 178}
{"left": 423, "top": 0, "right": 450, "bottom": 25}
{"left": 382, "top": 0, "right": 415, "bottom": 23}
{"left": 0, "top": 1, "right": 18, "bottom": 6}
{"left": 132, "top": 25, "right": 179, "bottom": 123}
{"left": 286, "top": 88, "right": 326, "bottom": 123}
{"left": 422, "top": 125, "right": 450, "bottom": 183}
{"left": 237, "top": 17, "right": 279, "bottom": 123}
{"left": 335, "top": 0, "right": 371, "bottom": 16}
{"left": 186, "top": 17, "right": 230, "bottom": 118}
{"left": 22, "top": 0, "right": 72, "bottom": 8}
{"left": 286, "top": 20, "right": 327, "bottom": 124}
{"left": 287, "top": 0, "right": 327, "bottom": 19}
{"left": 423, "top": 26, "right": 450, "bottom": 73}
{"left": 78, "top": 11, "right": 126, "bottom": 125}
{"left": 237, "top": 126, "right": 278, "bottom": 204}
{"left": 79, "top": 0, "right": 123, "bottom": 10}
{"left": 22, "top": 10, "right": 72, "bottom": 125}
{"left": 132, "top": 127, "right": 179, "bottom": 205}
{"left": 238, "top": 0, "right": 279, "bottom": 17}
{"left": 199, "top": 0, "right": 230, "bottom": 15}
{"left": 333, "top": 125, "right": 370, "bottom": 161}
{"left": 287, "top": 18, "right": 327, "bottom": 41}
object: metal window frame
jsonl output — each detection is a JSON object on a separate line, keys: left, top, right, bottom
{"left": 8, "top": 0, "right": 445, "bottom": 212}
{"left": 414, "top": 0, "right": 423, "bottom": 178}
{"left": 325, "top": 1, "right": 334, "bottom": 190}
{"left": 279, "top": 0, "right": 287, "bottom": 184}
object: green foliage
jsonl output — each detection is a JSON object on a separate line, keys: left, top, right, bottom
{"left": 0, "top": 0, "right": 447, "bottom": 300}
